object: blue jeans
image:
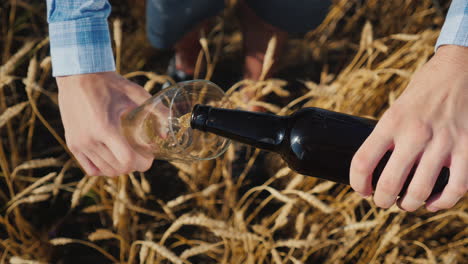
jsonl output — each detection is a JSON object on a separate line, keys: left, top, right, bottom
{"left": 146, "top": 0, "right": 331, "bottom": 49}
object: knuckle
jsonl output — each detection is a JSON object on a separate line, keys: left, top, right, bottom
{"left": 434, "top": 129, "right": 453, "bottom": 150}
{"left": 382, "top": 107, "right": 404, "bottom": 128}
{"left": 97, "top": 119, "right": 114, "bottom": 132}
{"left": 457, "top": 133, "right": 468, "bottom": 150}
{"left": 80, "top": 137, "right": 96, "bottom": 149}
{"left": 351, "top": 154, "right": 372, "bottom": 176}
{"left": 458, "top": 145, "right": 468, "bottom": 158}
{"left": 454, "top": 136, "right": 468, "bottom": 155}
{"left": 411, "top": 120, "right": 433, "bottom": 144}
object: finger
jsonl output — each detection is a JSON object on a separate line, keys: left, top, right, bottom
{"left": 426, "top": 152, "right": 468, "bottom": 212}
{"left": 350, "top": 125, "right": 394, "bottom": 197}
{"left": 397, "top": 138, "right": 450, "bottom": 211}
{"left": 96, "top": 142, "right": 124, "bottom": 172}
{"left": 135, "top": 155, "right": 154, "bottom": 173}
{"left": 125, "top": 82, "right": 152, "bottom": 105}
{"left": 373, "top": 139, "right": 425, "bottom": 209}
{"left": 105, "top": 133, "right": 153, "bottom": 173}
{"left": 75, "top": 152, "right": 101, "bottom": 176}
{"left": 84, "top": 149, "right": 119, "bottom": 177}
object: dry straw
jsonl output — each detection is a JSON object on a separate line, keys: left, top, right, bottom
{"left": 49, "top": 238, "right": 118, "bottom": 263}
{"left": 9, "top": 256, "right": 46, "bottom": 264}
{"left": 128, "top": 241, "right": 188, "bottom": 264}
{"left": 283, "top": 190, "right": 334, "bottom": 214}
{"left": 0, "top": 102, "right": 28, "bottom": 129}
{"left": 161, "top": 213, "right": 227, "bottom": 244}
{"left": 7, "top": 172, "right": 57, "bottom": 207}
{"left": 10, "top": 158, "right": 62, "bottom": 181}
{"left": 180, "top": 242, "right": 223, "bottom": 259}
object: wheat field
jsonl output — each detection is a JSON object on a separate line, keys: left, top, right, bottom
{"left": 0, "top": 0, "right": 467, "bottom": 263}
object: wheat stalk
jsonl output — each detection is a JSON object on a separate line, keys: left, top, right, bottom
{"left": 49, "top": 238, "right": 118, "bottom": 263}
{"left": 271, "top": 248, "right": 282, "bottom": 264}
{"left": 10, "top": 157, "right": 62, "bottom": 181}
{"left": 180, "top": 242, "right": 223, "bottom": 259}
{"left": 440, "top": 251, "right": 458, "bottom": 264}
{"left": 7, "top": 194, "right": 51, "bottom": 215}
{"left": 0, "top": 42, "right": 35, "bottom": 76}
{"left": 285, "top": 174, "right": 304, "bottom": 190}
{"left": 275, "top": 239, "right": 315, "bottom": 249}
{"left": 71, "top": 175, "right": 99, "bottom": 208}
{"left": 88, "top": 229, "right": 120, "bottom": 241}
{"left": 161, "top": 214, "right": 227, "bottom": 244}
{"left": 113, "top": 19, "right": 122, "bottom": 73}
{"left": 167, "top": 183, "right": 222, "bottom": 208}
{"left": 283, "top": 190, "right": 334, "bottom": 213}
{"left": 128, "top": 241, "right": 188, "bottom": 264}
{"left": 9, "top": 256, "right": 46, "bottom": 264}
{"left": 128, "top": 172, "right": 146, "bottom": 199}
{"left": 7, "top": 172, "right": 56, "bottom": 207}
{"left": 413, "top": 241, "right": 436, "bottom": 264}
{"left": 53, "top": 159, "right": 73, "bottom": 197}
{"left": 0, "top": 102, "right": 28, "bottom": 129}
{"left": 310, "top": 182, "right": 336, "bottom": 194}
{"left": 211, "top": 228, "right": 263, "bottom": 242}
{"left": 272, "top": 202, "right": 294, "bottom": 231}
{"left": 259, "top": 36, "right": 277, "bottom": 81}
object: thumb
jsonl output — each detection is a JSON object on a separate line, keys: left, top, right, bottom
{"left": 126, "top": 83, "right": 152, "bottom": 105}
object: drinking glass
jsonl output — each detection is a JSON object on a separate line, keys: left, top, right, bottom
{"left": 121, "top": 80, "right": 231, "bottom": 161}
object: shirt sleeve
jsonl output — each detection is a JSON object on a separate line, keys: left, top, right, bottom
{"left": 47, "top": 0, "right": 116, "bottom": 77}
{"left": 436, "top": 0, "right": 468, "bottom": 50}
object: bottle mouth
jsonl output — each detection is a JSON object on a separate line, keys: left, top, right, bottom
{"left": 190, "top": 104, "right": 210, "bottom": 131}
{"left": 164, "top": 80, "right": 231, "bottom": 161}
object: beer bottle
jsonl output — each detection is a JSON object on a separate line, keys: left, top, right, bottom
{"left": 191, "top": 105, "right": 449, "bottom": 196}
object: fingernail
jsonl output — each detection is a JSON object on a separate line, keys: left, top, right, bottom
{"left": 376, "top": 193, "right": 396, "bottom": 208}
{"left": 426, "top": 206, "right": 440, "bottom": 212}
{"left": 401, "top": 197, "right": 422, "bottom": 211}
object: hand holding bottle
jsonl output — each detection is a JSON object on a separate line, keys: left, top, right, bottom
{"left": 57, "top": 72, "right": 153, "bottom": 176}
{"left": 350, "top": 45, "right": 468, "bottom": 212}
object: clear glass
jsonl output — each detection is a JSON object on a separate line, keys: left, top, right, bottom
{"left": 121, "top": 80, "right": 232, "bottom": 162}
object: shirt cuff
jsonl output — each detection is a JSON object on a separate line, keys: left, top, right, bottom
{"left": 49, "top": 17, "right": 116, "bottom": 77}
{"left": 435, "top": 0, "right": 468, "bottom": 50}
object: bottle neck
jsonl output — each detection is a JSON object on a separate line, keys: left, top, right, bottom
{"left": 191, "top": 105, "right": 287, "bottom": 152}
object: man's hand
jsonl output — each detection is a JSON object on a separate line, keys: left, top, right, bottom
{"left": 350, "top": 45, "right": 468, "bottom": 212}
{"left": 57, "top": 72, "right": 153, "bottom": 177}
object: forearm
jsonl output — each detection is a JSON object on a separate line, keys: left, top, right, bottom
{"left": 46, "top": 0, "right": 115, "bottom": 76}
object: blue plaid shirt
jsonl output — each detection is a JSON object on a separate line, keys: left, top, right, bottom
{"left": 47, "top": 0, "right": 468, "bottom": 77}
{"left": 436, "top": 0, "right": 468, "bottom": 48}
{"left": 47, "top": 0, "right": 115, "bottom": 76}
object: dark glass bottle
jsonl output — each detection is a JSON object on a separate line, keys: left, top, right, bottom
{"left": 191, "top": 105, "right": 449, "bottom": 196}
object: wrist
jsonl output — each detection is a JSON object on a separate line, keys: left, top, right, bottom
{"left": 434, "top": 45, "right": 468, "bottom": 70}
{"left": 56, "top": 71, "right": 116, "bottom": 90}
